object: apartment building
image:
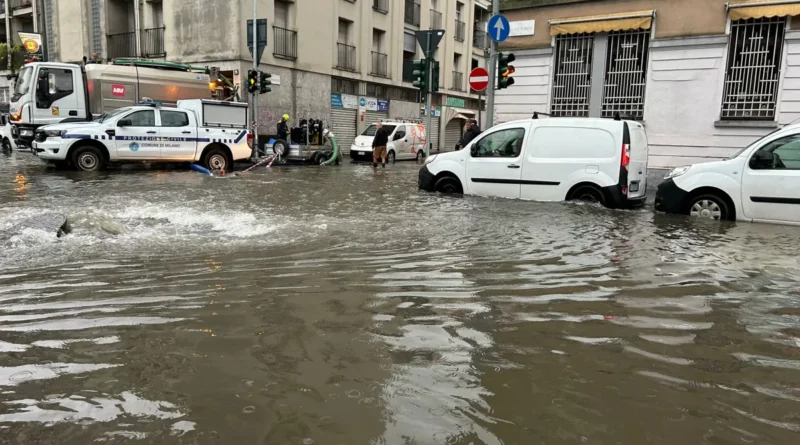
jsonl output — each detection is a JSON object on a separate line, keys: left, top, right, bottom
{"left": 0, "top": 0, "right": 493, "bottom": 152}
{"left": 496, "top": 0, "right": 800, "bottom": 170}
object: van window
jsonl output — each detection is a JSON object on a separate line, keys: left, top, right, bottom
{"left": 530, "top": 127, "right": 615, "bottom": 158}
{"left": 471, "top": 128, "right": 525, "bottom": 158}
{"left": 361, "top": 124, "right": 396, "bottom": 136}
{"left": 750, "top": 134, "right": 800, "bottom": 170}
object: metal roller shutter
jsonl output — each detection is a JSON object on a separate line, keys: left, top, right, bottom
{"left": 429, "top": 117, "right": 440, "bottom": 152}
{"left": 330, "top": 109, "right": 357, "bottom": 154}
{"left": 365, "top": 111, "right": 388, "bottom": 124}
{"left": 444, "top": 118, "right": 464, "bottom": 152}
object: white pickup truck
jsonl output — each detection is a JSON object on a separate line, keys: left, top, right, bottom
{"left": 32, "top": 99, "right": 252, "bottom": 172}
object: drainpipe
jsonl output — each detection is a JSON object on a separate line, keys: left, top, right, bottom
{"left": 5, "top": 0, "right": 11, "bottom": 70}
{"left": 133, "top": 0, "right": 141, "bottom": 57}
{"left": 32, "top": 0, "right": 38, "bottom": 32}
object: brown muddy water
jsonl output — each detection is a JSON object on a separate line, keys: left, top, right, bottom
{"left": 1, "top": 151, "right": 800, "bottom": 445}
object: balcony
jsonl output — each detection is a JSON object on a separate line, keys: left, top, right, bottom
{"left": 141, "top": 27, "right": 165, "bottom": 58}
{"left": 473, "top": 30, "right": 488, "bottom": 50}
{"left": 371, "top": 51, "right": 388, "bottom": 77}
{"left": 452, "top": 71, "right": 464, "bottom": 91}
{"left": 273, "top": 26, "right": 298, "bottom": 60}
{"left": 429, "top": 9, "right": 442, "bottom": 29}
{"left": 373, "top": 0, "right": 388, "bottom": 14}
{"left": 404, "top": 0, "right": 420, "bottom": 27}
{"left": 336, "top": 43, "right": 356, "bottom": 71}
{"left": 107, "top": 31, "right": 137, "bottom": 59}
{"left": 455, "top": 20, "right": 466, "bottom": 42}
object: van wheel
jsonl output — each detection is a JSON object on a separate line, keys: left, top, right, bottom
{"left": 687, "top": 194, "right": 729, "bottom": 221}
{"left": 203, "top": 148, "right": 230, "bottom": 171}
{"left": 2, "top": 138, "right": 11, "bottom": 152}
{"left": 387, "top": 150, "right": 396, "bottom": 164}
{"left": 416, "top": 150, "right": 425, "bottom": 162}
{"left": 434, "top": 176, "right": 462, "bottom": 194}
{"left": 71, "top": 145, "right": 103, "bottom": 172}
{"left": 568, "top": 185, "right": 606, "bottom": 206}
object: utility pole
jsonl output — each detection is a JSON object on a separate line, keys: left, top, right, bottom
{"left": 486, "top": 0, "right": 499, "bottom": 128}
{"left": 4, "top": 0, "right": 11, "bottom": 71}
{"left": 425, "top": 32, "right": 433, "bottom": 158}
{"left": 32, "top": 0, "right": 37, "bottom": 32}
{"left": 251, "top": 0, "right": 259, "bottom": 160}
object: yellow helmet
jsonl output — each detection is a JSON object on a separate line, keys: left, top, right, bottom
{"left": 282, "top": 114, "right": 290, "bottom": 121}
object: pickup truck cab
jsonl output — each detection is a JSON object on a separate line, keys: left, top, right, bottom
{"left": 32, "top": 99, "right": 251, "bottom": 171}
{"left": 350, "top": 121, "right": 427, "bottom": 163}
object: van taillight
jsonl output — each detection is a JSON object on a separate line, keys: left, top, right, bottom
{"left": 246, "top": 132, "right": 253, "bottom": 149}
{"left": 621, "top": 143, "right": 631, "bottom": 171}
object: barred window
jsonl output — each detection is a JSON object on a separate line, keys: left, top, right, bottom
{"left": 601, "top": 29, "right": 650, "bottom": 120}
{"left": 551, "top": 34, "right": 594, "bottom": 117}
{"left": 721, "top": 17, "right": 786, "bottom": 121}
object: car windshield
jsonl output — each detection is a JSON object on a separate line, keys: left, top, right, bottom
{"left": 95, "top": 107, "right": 131, "bottom": 123}
{"left": 12, "top": 66, "right": 33, "bottom": 100}
{"left": 728, "top": 127, "right": 782, "bottom": 159}
{"left": 361, "top": 124, "right": 395, "bottom": 136}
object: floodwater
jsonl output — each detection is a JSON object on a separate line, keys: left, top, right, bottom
{"left": 1, "top": 151, "right": 800, "bottom": 445}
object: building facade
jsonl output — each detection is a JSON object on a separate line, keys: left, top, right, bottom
{"left": 1, "top": 0, "right": 495, "bottom": 152}
{"left": 496, "top": 0, "right": 800, "bottom": 169}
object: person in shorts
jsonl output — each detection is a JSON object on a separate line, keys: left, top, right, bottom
{"left": 372, "top": 122, "right": 390, "bottom": 168}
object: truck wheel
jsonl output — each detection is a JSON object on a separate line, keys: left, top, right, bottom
{"left": 203, "top": 148, "right": 230, "bottom": 171}
{"left": 273, "top": 140, "right": 290, "bottom": 157}
{"left": 687, "top": 194, "right": 730, "bottom": 221}
{"left": 416, "top": 151, "right": 425, "bottom": 162}
{"left": 71, "top": 145, "right": 104, "bottom": 172}
{"left": 2, "top": 138, "right": 11, "bottom": 152}
{"left": 434, "top": 176, "right": 462, "bottom": 194}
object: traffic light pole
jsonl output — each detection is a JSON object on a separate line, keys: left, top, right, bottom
{"left": 251, "top": 0, "right": 259, "bottom": 160}
{"left": 486, "top": 0, "right": 499, "bottom": 128}
{"left": 425, "top": 33, "right": 433, "bottom": 158}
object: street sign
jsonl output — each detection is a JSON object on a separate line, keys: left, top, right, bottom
{"left": 247, "top": 19, "right": 268, "bottom": 65}
{"left": 469, "top": 67, "right": 490, "bottom": 92}
{"left": 488, "top": 14, "right": 511, "bottom": 43}
{"left": 415, "top": 29, "right": 445, "bottom": 54}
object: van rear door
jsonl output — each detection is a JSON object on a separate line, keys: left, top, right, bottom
{"left": 625, "top": 122, "right": 649, "bottom": 199}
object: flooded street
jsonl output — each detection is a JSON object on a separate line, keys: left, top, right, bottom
{"left": 1, "top": 151, "right": 799, "bottom": 444}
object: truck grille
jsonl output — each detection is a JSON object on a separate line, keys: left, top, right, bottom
{"left": 34, "top": 131, "right": 48, "bottom": 143}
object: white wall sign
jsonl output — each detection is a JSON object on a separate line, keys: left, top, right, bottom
{"left": 360, "top": 96, "right": 379, "bottom": 112}
{"left": 509, "top": 20, "right": 535, "bottom": 37}
{"left": 341, "top": 94, "right": 358, "bottom": 109}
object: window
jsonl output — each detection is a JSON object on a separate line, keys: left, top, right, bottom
{"left": 601, "top": 30, "right": 650, "bottom": 119}
{"left": 275, "top": 1, "right": 290, "bottom": 28}
{"left": 48, "top": 70, "right": 74, "bottom": 95}
{"left": 472, "top": 58, "right": 479, "bottom": 70}
{"left": 722, "top": 17, "right": 786, "bottom": 121}
{"left": 125, "top": 110, "right": 155, "bottom": 127}
{"left": 471, "top": 128, "right": 525, "bottom": 158}
{"left": 551, "top": 34, "right": 594, "bottom": 117}
{"left": 338, "top": 19, "right": 351, "bottom": 44}
{"left": 394, "top": 125, "right": 406, "bottom": 139}
{"left": 750, "top": 134, "right": 800, "bottom": 170}
{"left": 160, "top": 110, "right": 189, "bottom": 127}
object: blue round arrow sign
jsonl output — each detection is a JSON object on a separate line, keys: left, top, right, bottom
{"left": 488, "top": 14, "right": 511, "bottom": 43}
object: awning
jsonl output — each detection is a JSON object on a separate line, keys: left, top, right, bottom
{"left": 727, "top": 0, "right": 800, "bottom": 20}
{"left": 549, "top": 10, "right": 655, "bottom": 36}
{"left": 444, "top": 107, "right": 476, "bottom": 123}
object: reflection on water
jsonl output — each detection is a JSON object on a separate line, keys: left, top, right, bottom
{"left": 1, "top": 151, "right": 800, "bottom": 444}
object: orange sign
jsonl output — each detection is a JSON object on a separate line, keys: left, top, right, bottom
{"left": 18, "top": 32, "right": 43, "bottom": 57}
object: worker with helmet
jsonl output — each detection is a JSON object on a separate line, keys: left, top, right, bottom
{"left": 277, "top": 114, "right": 290, "bottom": 141}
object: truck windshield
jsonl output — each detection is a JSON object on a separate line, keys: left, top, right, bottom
{"left": 11, "top": 66, "right": 33, "bottom": 101}
{"left": 95, "top": 107, "right": 131, "bottom": 123}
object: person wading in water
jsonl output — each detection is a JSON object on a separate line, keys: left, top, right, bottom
{"left": 372, "top": 122, "right": 390, "bottom": 168}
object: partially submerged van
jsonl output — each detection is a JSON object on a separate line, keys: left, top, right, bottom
{"left": 350, "top": 121, "right": 427, "bottom": 163}
{"left": 418, "top": 115, "right": 649, "bottom": 209}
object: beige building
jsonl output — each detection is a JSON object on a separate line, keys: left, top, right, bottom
{"left": 1, "top": 0, "right": 495, "bottom": 152}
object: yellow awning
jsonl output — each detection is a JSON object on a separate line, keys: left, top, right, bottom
{"left": 549, "top": 10, "right": 654, "bottom": 36}
{"left": 728, "top": 0, "right": 800, "bottom": 20}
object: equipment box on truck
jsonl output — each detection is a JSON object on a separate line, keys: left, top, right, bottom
{"left": 9, "top": 61, "right": 212, "bottom": 149}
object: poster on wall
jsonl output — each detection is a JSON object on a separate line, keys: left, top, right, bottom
{"left": 18, "top": 32, "right": 43, "bottom": 59}
{"left": 359, "top": 97, "right": 378, "bottom": 112}
{"left": 341, "top": 94, "right": 358, "bottom": 109}
{"left": 378, "top": 99, "right": 389, "bottom": 112}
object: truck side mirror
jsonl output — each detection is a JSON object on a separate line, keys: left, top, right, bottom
{"left": 118, "top": 119, "right": 132, "bottom": 127}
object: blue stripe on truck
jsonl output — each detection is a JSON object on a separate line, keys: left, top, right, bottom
{"left": 234, "top": 130, "right": 247, "bottom": 143}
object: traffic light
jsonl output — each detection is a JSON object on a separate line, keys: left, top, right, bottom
{"left": 411, "top": 58, "right": 429, "bottom": 92}
{"left": 497, "top": 52, "right": 516, "bottom": 90}
{"left": 247, "top": 69, "right": 258, "bottom": 94}
{"left": 431, "top": 60, "right": 440, "bottom": 93}
{"left": 259, "top": 72, "right": 272, "bottom": 94}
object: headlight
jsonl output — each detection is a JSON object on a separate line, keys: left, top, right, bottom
{"left": 425, "top": 153, "right": 438, "bottom": 165}
{"left": 20, "top": 129, "right": 33, "bottom": 136}
{"left": 44, "top": 129, "right": 63, "bottom": 138}
{"left": 664, "top": 165, "right": 691, "bottom": 180}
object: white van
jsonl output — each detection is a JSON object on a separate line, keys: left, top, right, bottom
{"left": 350, "top": 121, "right": 427, "bottom": 163}
{"left": 418, "top": 116, "right": 649, "bottom": 209}
{"left": 0, "top": 114, "right": 17, "bottom": 151}
{"left": 656, "top": 123, "right": 800, "bottom": 226}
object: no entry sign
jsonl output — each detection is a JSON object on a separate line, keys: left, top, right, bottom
{"left": 469, "top": 67, "right": 490, "bottom": 92}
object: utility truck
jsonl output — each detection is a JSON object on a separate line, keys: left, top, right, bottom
{"left": 9, "top": 59, "right": 215, "bottom": 149}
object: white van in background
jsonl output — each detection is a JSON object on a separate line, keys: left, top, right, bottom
{"left": 350, "top": 121, "right": 427, "bottom": 163}
{"left": 0, "top": 114, "right": 17, "bottom": 151}
{"left": 418, "top": 115, "right": 649, "bottom": 209}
